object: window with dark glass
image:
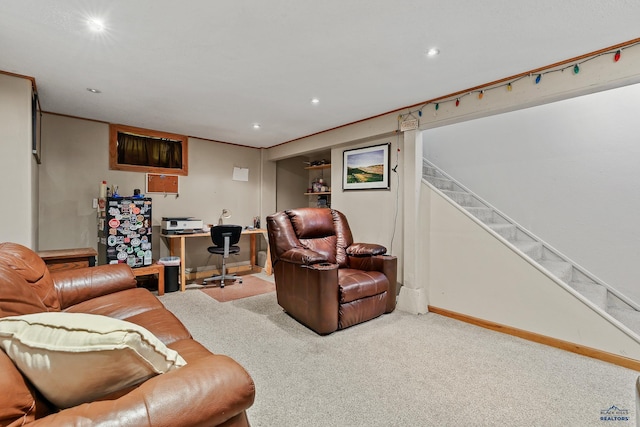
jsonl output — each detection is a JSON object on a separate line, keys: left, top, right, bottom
{"left": 109, "top": 124, "right": 188, "bottom": 175}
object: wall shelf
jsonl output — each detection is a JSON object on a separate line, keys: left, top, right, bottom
{"left": 306, "top": 161, "right": 331, "bottom": 208}
{"left": 305, "top": 164, "right": 331, "bottom": 170}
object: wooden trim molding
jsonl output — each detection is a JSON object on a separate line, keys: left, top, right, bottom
{"left": 109, "top": 123, "right": 188, "bottom": 176}
{"left": 428, "top": 306, "right": 640, "bottom": 371}
{"left": 0, "top": 70, "right": 37, "bottom": 92}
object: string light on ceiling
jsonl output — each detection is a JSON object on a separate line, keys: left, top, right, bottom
{"left": 403, "top": 41, "right": 637, "bottom": 124}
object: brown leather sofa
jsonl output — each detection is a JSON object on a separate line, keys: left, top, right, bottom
{"left": 266, "top": 208, "right": 397, "bottom": 335}
{"left": 0, "top": 242, "right": 255, "bottom": 426}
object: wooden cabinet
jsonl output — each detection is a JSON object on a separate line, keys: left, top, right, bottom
{"left": 38, "top": 248, "right": 97, "bottom": 272}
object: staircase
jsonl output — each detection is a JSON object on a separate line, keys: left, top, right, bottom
{"left": 422, "top": 158, "right": 640, "bottom": 335}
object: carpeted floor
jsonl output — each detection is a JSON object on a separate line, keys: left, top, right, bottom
{"left": 199, "top": 274, "right": 275, "bottom": 302}
{"left": 160, "top": 281, "right": 639, "bottom": 427}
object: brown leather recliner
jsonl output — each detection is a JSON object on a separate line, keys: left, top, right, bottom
{"left": 266, "top": 208, "right": 397, "bottom": 335}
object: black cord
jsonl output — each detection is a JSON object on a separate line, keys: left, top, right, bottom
{"left": 389, "top": 135, "right": 400, "bottom": 254}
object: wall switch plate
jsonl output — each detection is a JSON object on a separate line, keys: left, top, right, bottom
{"left": 92, "top": 198, "right": 98, "bottom": 209}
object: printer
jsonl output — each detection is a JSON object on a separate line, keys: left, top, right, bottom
{"left": 161, "top": 217, "right": 204, "bottom": 235}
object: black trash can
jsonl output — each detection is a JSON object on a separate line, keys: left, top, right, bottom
{"left": 158, "top": 257, "right": 180, "bottom": 293}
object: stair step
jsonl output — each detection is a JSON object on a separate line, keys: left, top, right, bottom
{"left": 511, "top": 240, "right": 543, "bottom": 260}
{"left": 440, "top": 190, "right": 482, "bottom": 207}
{"left": 607, "top": 292, "right": 636, "bottom": 310}
{"left": 539, "top": 260, "right": 573, "bottom": 283}
{"left": 423, "top": 166, "right": 439, "bottom": 177}
{"left": 571, "top": 281, "right": 608, "bottom": 311}
{"left": 425, "top": 176, "right": 454, "bottom": 191}
{"left": 607, "top": 308, "right": 640, "bottom": 335}
{"left": 487, "top": 223, "right": 516, "bottom": 240}
{"left": 465, "top": 207, "right": 496, "bottom": 223}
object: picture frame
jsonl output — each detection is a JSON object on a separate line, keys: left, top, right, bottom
{"left": 32, "top": 91, "right": 42, "bottom": 164}
{"left": 343, "top": 142, "right": 390, "bottom": 191}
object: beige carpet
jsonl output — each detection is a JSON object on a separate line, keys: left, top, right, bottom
{"left": 199, "top": 274, "right": 275, "bottom": 302}
{"left": 161, "top": 289, "right": 640, "bottom": 426}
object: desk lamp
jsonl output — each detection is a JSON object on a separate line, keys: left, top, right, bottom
{"left": 218, "top": 209, "right": 231, "bottom": 225}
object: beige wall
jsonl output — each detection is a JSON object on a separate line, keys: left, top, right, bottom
{"left": 0, "top": 74, "right": 37, "bottom": 247}
{"left": 329, "top": 137, "right": 402, "bottom": 255}
{"left": 427, "top": 184, "right": 640, "bottom": 360}
{"left": 275, "top": 156, "right": 310, "bottom": 211}
{"left": 38, "top": 114, "right": 263, "bottom": 270}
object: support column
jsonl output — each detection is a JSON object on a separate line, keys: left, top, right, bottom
{"left": 397, "top": 130, "right": 429, "bottom": 314}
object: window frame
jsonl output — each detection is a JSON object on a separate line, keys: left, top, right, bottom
{"left": 109, "top": 124, "right": 189, "bottom": 176}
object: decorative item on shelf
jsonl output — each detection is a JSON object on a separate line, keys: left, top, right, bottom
{"left": 304, "top": 162, "right": 331, "bottom": 171}
{"left": 97, "top": 180, "right": 107, "bottom": 212}
{"left": 218, "top": 209, "right": 231, "bottom": 225}
{"left": 317, "top": 195, "right": 329, "bottom": 208}
{"left": 312, "top": 178, "right": 324, "bottom": 193}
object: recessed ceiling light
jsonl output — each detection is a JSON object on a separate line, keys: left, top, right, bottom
{"left": 426, "top": 48, "right": 440, "bottom": 57}
{"left": 252, "top": 123, "right": 261, "bottom": 129}
{"left": 311, "top": 98, "right": 320, "bottom": 105}
{"left": 86, "top": 88, "right": 101, "bottom": 93}
{"left": 88, "top": 18, "right": 105, "bottom": 32}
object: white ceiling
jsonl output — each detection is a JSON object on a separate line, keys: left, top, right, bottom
{"left": 2, "top": 1, "right": 639, "bottom": 148}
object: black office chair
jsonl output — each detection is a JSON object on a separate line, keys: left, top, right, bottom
{"left": 203, "top": 225, "right": 243, "bottom": 287}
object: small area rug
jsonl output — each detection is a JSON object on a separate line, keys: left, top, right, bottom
{"left": 200, "top": 274, "right": 275, "bottom": 302}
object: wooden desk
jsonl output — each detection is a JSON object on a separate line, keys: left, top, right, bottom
{"left": 37, "top": 247, "right": 97, "bottom": 272}
{"left": 161, "top": 229, "right": 271, "bottom": 292}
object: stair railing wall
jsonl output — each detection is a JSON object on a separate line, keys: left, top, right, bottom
{"left": 422, "top": 157, "right": 640, "bottom": 313}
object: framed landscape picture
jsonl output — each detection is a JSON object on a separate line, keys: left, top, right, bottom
{"left": 343, "top": 143, "right": 390, "bottom": 191}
